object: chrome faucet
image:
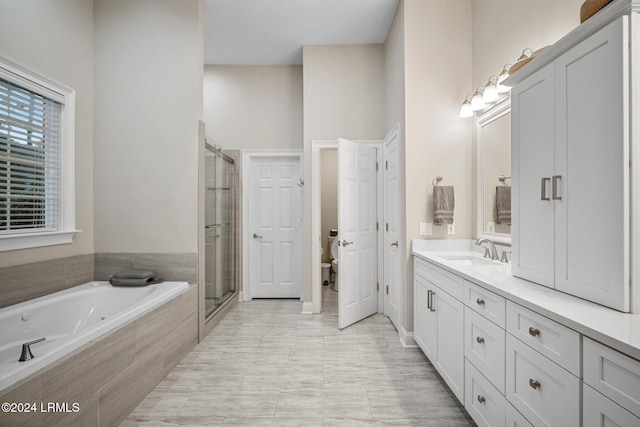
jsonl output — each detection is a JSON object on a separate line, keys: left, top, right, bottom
{"left": 475, "top": 238, "right": 499, "bottom": 261}
{"left": 19, "top": 337, "right": 45, "bottom": 362}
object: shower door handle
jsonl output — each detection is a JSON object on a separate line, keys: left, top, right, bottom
{"left": 253, "top": 233, "right": 263, "bottom": 239}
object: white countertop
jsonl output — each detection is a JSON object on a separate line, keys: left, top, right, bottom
{"left": 412, "top": 239, "right": 640, "bottom": 361}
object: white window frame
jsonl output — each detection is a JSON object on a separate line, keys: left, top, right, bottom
{"left": 0, "top": 55, "right": 77, "bottom": 251}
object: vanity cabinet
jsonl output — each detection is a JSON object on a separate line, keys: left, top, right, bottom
{"left": 583, "top": 337, "right": 640, "bottom": 423}
{"left": 511, "top": 16, "right": 630, "bottom": 312}
{"left": 413, "top": 257, "right": 464, "bottom": 403}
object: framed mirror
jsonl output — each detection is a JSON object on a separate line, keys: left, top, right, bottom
{"left": 476, "top": 97, "right": 511, "bottom": 244}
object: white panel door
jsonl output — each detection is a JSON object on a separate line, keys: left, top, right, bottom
{"left": 338, "top": 138, "right": 378, "bottom": 329}
{"left": 249, "top": 157, "right": 302, "bottom": 298}
{"left": 383, "top": 125, "right": 400, "bottom": 328}
{"left": 511, "top": 63, "right": 555, "bottom": 288}
{"left": 554, "top": 16, "right": 629, "bottom": 311}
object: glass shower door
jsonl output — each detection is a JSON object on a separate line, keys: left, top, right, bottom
{"left": 205, "top": 145, "right": 235, "bottom": 318}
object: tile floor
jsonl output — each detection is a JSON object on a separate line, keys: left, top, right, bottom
{"left": 122, "top": 286, "right": 474, "bottom": 426}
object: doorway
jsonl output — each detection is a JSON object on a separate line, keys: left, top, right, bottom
{"left": 242, "top": 150, "right": 303, "bottom": 300}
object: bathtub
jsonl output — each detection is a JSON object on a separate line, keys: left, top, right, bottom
{"left": 0, "top": 280, "right": 189, "bottom": 392}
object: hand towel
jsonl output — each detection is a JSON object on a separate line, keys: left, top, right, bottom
{"left": 109, "top": 269, "right": 164, "bottom": 286}
{"left": 433, "top": 185, "right": 455, "bottom": 225}
{"left": 495, "top": 185, "right": 511, "bottom": 225}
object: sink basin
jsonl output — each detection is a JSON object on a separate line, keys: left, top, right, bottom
{"left": 437, "top": 254, "right": 499, "bottom": 266}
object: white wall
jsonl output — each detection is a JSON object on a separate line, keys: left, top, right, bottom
{"left": 0, "top": 0, "right": 94, "bottom": 268}
{"left": 303, "top": 44, "right": 385, "bottom": 301}
{"left": 320, "top": 149, "right": 338, "bottom": 263}
{"left": 403, "top": 0, "right": 473, "bottom": 330}
{"left": 471, "top": 0, "right": 583, "bottom": 87}
{"left": 203, "top": 65, "right": 303, "bottom": 149}
{"left": 94, "top": 0, "right": 203, "bottom": 253}
{"left": 385, "top": 1, "right": 405, "bottom": 131}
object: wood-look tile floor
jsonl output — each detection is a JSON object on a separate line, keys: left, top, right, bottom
{"left": 122, "top": 286, "right": 474, "bottom": 426}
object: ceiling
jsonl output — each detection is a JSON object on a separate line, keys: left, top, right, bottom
{"left": 203, "top": 0, "right": 399, "bottom": 65}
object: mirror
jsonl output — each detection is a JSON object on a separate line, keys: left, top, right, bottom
{"left": 476, "top": 98, "right": 511, "bottom": 243}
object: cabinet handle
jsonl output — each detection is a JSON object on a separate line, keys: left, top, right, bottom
{"left": 476, "top": 298, "right": 485, "bottom": 306}
{"left": 529, "top": 379, "right": 541, "bottom": 390}
{"left": 476, "top": 336, "right": 485, "bottom": 344}
{"left": 541, "top": 177, "right": 550, "bottom": 201}
{"left": 429, "top": 291, "right": 436, "bottom": 312}
{"left": 552, "top": 175, "right": 562, "bottom": 200}
{"left": 477, "top": 395, "right": 486, "bottom": 404}
{"left": 427, "top": 290, "right": 432, "bottom": 309}
{"left": 528, "top": 327, "right": 540, "bottom": 337}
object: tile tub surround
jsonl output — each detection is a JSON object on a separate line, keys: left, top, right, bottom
{"left": 94, "top": 252, "right": 198, "bottom": 284}
{"left": 0, "top": 284, "right": 198, "bottom": 427}
{"left": 0, "top": 254, "right": 94, "bottom": 309}
{"left": 123, "top": 287, "right": 474, "bottom": 426}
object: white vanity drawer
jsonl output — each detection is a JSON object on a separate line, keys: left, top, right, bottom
{"left": 464, "top": 307, "right": 505, "bottom": 393}
{"left": 414, "top": 257, "right": 463, "bottom": 300}
{"left": 584, "top": 337, "right": 640, "bottom": 416}
{"left": 506, "top": 301, "right": 580, "bottom": 376}
{"left": 506, "top": 334, "right": 580, "bottom": 427}
{"left": 464, "top": 281, "right": 506, "bottom": 328}
{"left": 583, "top": 383, "right": 640, "bottom": 427}
{"left": 465, "top": 359, "right": 505, "bottom": 427}
{"left": 506, "top": 402, "right": 533, "bottom": 427}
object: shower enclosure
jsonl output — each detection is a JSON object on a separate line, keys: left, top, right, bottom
{"left": 204, "top": 142, "right": 236, "bottom": 318}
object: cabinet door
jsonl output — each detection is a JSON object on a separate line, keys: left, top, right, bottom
{"left": 414, "top": 273, "right": 437, "bottom": 361}
{"left": 554, "top": 16, "right": 630, "bottom": 312}
{"left": 436, "top": 289, "right": 464, "bottom": 403}
{"left": 511, "top": 63, "right": 555, "bottom": 288}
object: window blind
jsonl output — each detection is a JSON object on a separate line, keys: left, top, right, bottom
{"left": 0, "top": 77, "right": 62, "bottom": 233}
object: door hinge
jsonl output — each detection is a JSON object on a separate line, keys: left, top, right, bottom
{"left": 385, "top": 223, "right": 389, "bottom": 232}
{"left": 386, "top": 285, "right": 389, "bottom": 295}
{"left": 376, "top": 162, "right": 379, "bottom": 171}
{"left": 377, "top": 282, "right": 380, "bottom": 292}
{"left": 385, "top": 161, "right": 388, "bottom": 170}
{"left": 376, "top": 222, "right": 379, "bottom": 231}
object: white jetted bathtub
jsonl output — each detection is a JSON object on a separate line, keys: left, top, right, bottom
{"left": 0, "top": 280, "right": 189, "bottom": 392}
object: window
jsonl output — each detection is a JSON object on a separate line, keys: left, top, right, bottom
{"left": 0, "top": 57, "right": 76, "bottom": 251}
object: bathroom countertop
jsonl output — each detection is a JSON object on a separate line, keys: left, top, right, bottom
{"left": 412, "top": 240, "right": 640, "bottom": 361}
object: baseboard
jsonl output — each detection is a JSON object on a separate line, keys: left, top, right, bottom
{"left": 399, "top": 327, "right": 418, "bottom": 348}
{"left": 238, "top": 291, "right": 244, "bottom": 302}
{"left": 301, "top": 301, "right": 314, "bottom": 315}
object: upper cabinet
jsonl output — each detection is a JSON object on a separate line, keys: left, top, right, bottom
{"left": 510, "top": 13, "right": 632, "bottom": 312}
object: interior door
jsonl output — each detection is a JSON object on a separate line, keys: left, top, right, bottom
{"left": 383, "top": 125, "right": 400, "bottom": 328}
{"left": 338, "top": 138, "right": 378, "bottom": 329}
{"left": 249, "top": 156, "right": 302, "bottom": 298}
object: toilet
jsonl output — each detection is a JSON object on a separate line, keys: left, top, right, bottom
{"left": 330, "top": 235, "right": 339, "bottom": 290}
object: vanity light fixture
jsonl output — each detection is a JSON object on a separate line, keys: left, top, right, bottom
{"left": 483, "top": 76, "right": 499, "bottom": 103}
{"left": 517, "top": 48, "right": 533, "bottom": 62}
{"left": 459, "top": 96, "right": 473, "bottom": 118}
{"left": 471, "top": 87, "right": 486, "bottom": 111}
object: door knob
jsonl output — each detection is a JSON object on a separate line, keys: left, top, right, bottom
{"left": 253, "top": 233, "right": 263, "bottom": 239}
{"left": 391, "top": 241, "right": 398, "bottom": 247}
{"left": 341, "top": 240, "right": 353, "bottom": 246}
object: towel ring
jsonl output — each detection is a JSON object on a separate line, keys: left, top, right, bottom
{"left": 432, "top": 175, "right": 444, "bottom": 186}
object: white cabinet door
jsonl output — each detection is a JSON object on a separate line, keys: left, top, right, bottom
{"left": 511, "top": 63, "right": 555, "bottom": 288}
{"left": 414, "top": 273, "right": 437, "bottom": 362}
{"left": 436, "top": 288, "right": 465, "bottom": 403}
{"left": 583, "top": 383, "right": 640, "bottom": 427}
{"left": 554, "top": 16, "right": 630, "bottom": 312}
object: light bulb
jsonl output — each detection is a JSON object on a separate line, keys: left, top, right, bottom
{"left": 471, "top": 87, "right": 486, "bottom": 111}
{"left": 483, "top": 77, "right": 499, "bottom": 103}
{"left": 459, "top": 97, "right": 473, "bottom": 118}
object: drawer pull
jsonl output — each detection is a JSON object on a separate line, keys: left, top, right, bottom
{"left": 528, "top": 327, "right": 540, "bottom": 337}
{"left": 477, "top": 395, "right": 486, "bottom": 404}
{"left": 529, "top": 379, "right": 541, "bottom": 390}
{"left": 476, "top": 298, "right": 485, "bottom": 306}
{"left": 427, "top": 290, "right": 432, "bottom": 309}
{"left": 476, "top": 336, "right": 485, "bottom": 344}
